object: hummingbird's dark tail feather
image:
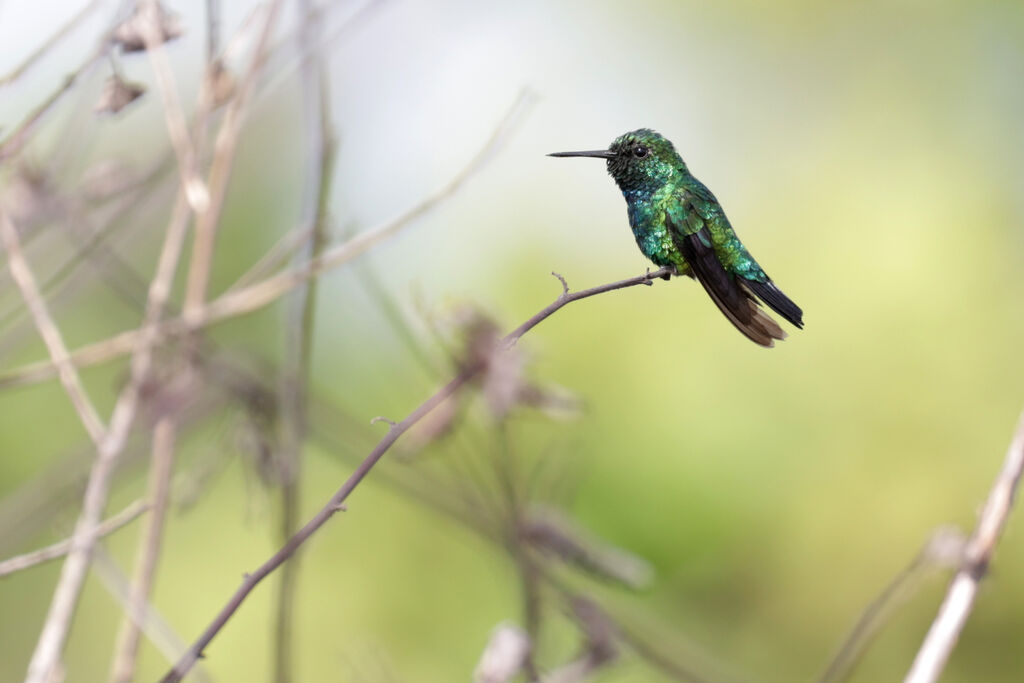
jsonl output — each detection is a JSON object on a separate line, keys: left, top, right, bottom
{"left": 675, "top": 229, "right": 787, "bottom": 347}
{"left": 745, "top": 279, "right": 804, "bottom": 329}
{"left": 712, "top": 284, "right": 786, "bottom": 347}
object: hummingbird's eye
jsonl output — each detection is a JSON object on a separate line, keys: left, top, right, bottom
{"left": 633, "top": 145, "right": 649, "bottom": 159}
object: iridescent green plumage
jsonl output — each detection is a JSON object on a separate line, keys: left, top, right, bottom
{"left": 550, "top": 129, "right": 803, "bottom": 347}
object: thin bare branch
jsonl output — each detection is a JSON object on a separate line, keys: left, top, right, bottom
{"left": 0, "top": 212, "right": 106, "bottom": 443}
{"left": 273, "top": 6, "right": 334, "bottom": 677}
{"left": 182, "top": 0, "right": 284, "bottom": 323}
{"left": 0, "top": 156, "right": 176, "bottom": 358}
{"left": 225, "top": 223, "right": 315, "bottom": 293}
{"left": 0, "top": 92, "right": 533, "bottom": 390}
{"left": 205, "top": 0, "right": 221, "bottom": 62}
{"left": 818, "top": 527, "right": 966, "bottom": 683}
{"left": 309, "top": 373, "right": 738, "bottom": 683}
{"left": 142, "top": 10, "right": 209, "bottom": 213}
{"left": 5, "top": 7, "right": 243, "bottom": 668}
{"left": 904, "top": 411, "right": 1024, "bottom": 683}
{"left": 551, "top": 272, "right": 569, "bottom": 298}
{"left": 0, "top": 500, "right": 149, "bottom": 578}
{"left": 110, "top": 417, "right": 178, "bottom": 683}
{"left": 159, "top": 266, "right": 671, "bottom": 682}
{"left": 24, "top": 126, "right": 197, "bottom": 683}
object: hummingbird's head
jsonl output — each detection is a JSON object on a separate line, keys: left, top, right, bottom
{"left": 549, "top": 128, "right": 685, "bottom": 194}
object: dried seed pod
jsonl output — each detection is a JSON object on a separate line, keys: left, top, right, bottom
{"left": 112, "top": 2, "right": 183, "bottom": 52}
{"left": 94, "top": 75, "right": 145, "bottom": 114}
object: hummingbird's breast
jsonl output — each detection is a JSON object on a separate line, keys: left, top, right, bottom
{"left": 623, "top": 189, "right": 682, "bottom": 268}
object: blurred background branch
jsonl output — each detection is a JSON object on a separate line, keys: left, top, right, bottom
{"left": 817, "top": 527, "right": 966, "bottom": 683}
{"left": 0, "top": 499, "right": 149, "bottom": 578}
{"left": 272, "top": 0, "right": 332, "bottom": 677}
{"left": 904, "top": 413, "right": 1024, "bottom": 683}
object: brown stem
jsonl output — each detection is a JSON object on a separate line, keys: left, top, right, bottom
{"left": 0, "top": 500, "right": 149, "bottom": 578}
{"left": 109, "top": 418, "right": 178, "bottom": 683}
{"left": 159, "top": 266, "right": 672, "bottom": 682}
{"left": 0, "top": 91, "right": 533, "bottom": 391}
{"left": 182, "top": 0, "right": 285, "bottom": 320}
{"left": 273, "top": 7, "right": 333, "bottom": 678}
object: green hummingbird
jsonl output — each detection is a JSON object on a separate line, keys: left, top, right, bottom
{"left": 550, "top": 128, "right": 803, "bottom": 347}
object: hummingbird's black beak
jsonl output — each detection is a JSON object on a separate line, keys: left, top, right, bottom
{"left": 547, "top": 150, "right": 616, "bottom": 159}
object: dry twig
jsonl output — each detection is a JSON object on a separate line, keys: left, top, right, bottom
{"left": 0, "top": 500, "right": 150, "bottom": 578}
{"left": 109, "top": 417, "right": 178, "bottom": 683}
{"left": 0, "top": 92, "right": 534, "bottom": 390}
{"left": 182, "top": 0, "right": 284, "bottom": 323}
{"left": 273, "top": 4, "right": 334, "bottom": 677}
{"left": 818, "top": 527, "right": 966, "bottom": 683}
{"left": 904, "top": 411, "right": 1024, "bottom": 683}
{"left": 141, "top": 8, "right": 209, "bottom": 213}
{"left": 22, "top": 49, "right": 206, "bottom": 678}
{"left": 104, "top": 3, "right": 263, "bottom": 676}
{"left": 159, "top": 266, "right": 671, "bottom": 682}
{"left": 0, "top": 212, "right": 106, "bottom": 443}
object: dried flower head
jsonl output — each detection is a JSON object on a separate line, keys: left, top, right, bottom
{"left": 94, "top": 74, "right": 145, "bottom": 114}
{"left": 112, "top": 1, "right": 183, "bottom": 52}
{"left": 454, "top": 306, "right": 579, "bottom": 421}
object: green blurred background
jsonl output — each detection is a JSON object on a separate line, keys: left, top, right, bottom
{"left": 1, "top": 0, "right": 1024, "bottom": 681}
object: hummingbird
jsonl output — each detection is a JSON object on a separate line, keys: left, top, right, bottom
{"left": 550, "top": 129, "right": 803, "bottom": 347}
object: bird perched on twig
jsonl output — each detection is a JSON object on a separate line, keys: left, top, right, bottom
{"left": 550, "top": 129, "right": 803, "bottom": 347}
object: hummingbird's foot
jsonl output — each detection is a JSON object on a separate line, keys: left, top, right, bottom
{"left": 646, "top": 267, "right": 672, "bottom": 281}
{"left": 643, "top": 267, "right": 672, "bottom": 284}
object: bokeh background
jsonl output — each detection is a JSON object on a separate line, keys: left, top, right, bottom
{"left": 1, "top": 0, "right": 1024, "bottom": 681}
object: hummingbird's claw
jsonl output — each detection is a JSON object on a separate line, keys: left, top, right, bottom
{"left": 645, "top": 267, "right": 672, "bottom": 282}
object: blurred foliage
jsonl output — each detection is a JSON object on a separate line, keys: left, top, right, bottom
{"left": 1, "top": 0, "right": 1024, "bottom": 681}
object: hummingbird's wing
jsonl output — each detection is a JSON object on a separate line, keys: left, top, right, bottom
{"left": 666, "top": 211, "right": 786, "bottom": 347}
